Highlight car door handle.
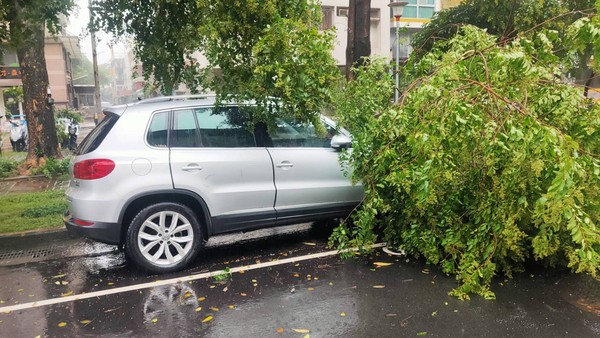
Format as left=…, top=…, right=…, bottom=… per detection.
left=181, top=164, right=203, bottom=171
left=276, top=161, right=294, bottom=169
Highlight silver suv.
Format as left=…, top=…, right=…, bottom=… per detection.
left=65, top=96, right=363, bottom=273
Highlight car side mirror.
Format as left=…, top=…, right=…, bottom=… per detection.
left=331, top=134, right=352, bottom=150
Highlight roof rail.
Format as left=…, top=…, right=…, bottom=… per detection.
left=136, top=94, right=216, bottom=104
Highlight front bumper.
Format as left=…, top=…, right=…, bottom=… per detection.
left=64, top=211, right=122, bottom=245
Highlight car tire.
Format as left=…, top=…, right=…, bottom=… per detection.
left=125, top=202, right=203, bottom=274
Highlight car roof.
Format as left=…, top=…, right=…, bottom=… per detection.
left=103, top=95, right=222, bottom=116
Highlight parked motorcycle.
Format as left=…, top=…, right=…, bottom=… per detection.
left=9, top=120, right=28, bottom=152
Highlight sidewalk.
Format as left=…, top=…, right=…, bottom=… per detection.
left=0, top=176, right=68, bottom=196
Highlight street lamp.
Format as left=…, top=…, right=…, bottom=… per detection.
left=388, top=1, right=407, bottom=103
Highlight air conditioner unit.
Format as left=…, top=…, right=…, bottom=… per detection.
left=337, top=7, right=349, bottom=17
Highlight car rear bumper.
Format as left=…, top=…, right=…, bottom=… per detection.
left=64, top=211, right=121, bottom=245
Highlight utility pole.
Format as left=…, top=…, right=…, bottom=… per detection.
left=110, top=43, right=117, bottom=103
left=89, top=0, right=102, bottom=118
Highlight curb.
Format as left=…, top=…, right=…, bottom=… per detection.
left=0, top=174, right=47, bottom=182
left=0, top=226, right=66, bottom=238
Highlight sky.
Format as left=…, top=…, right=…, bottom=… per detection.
left=66, top=0, right=126, bottom=65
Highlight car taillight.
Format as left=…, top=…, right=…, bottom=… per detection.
left=73, top=159, right=115, bottom=180
left=74, top=219, right=94, bottom=226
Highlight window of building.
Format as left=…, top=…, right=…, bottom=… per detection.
left=0, top=50, right=19, bottom=66
left=320, top=6, right=334, bottom=30
left=402, top=0, right=436, bottom=19
left=78, top=94, right=95, bottom=107
left=370, top=8, right=381, bottom=20
left=337, top=7, right=381, bottom=21
left=337, top=7, right=349, bottom=17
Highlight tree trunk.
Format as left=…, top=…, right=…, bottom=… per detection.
left=345, top=0, right=371, bottom=80
left=15, top=21, right=60, bottom=163
left=583, top=69, right=595, bottom=98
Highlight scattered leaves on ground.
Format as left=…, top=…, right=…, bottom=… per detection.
left=202, top=316, right=213, bottom=323
left=57, top=322, right=67, bottom=327
left=210, top=307, right=219, bottom=312
left=276, top=327, right=284, bottom=333
left=373, top=262, right=393, bottom=267
left=292, top=328, right=310, bottom=333
left=373, top=285, right=385, bottom=289
left=80, top=320, right=92, bottom=325
left=240, top=293, right=247, bottom=297
left=61, top=291, right=73, bottom=297
left=195, top=307, right=202, bottom=312
left=340, top=312, right=346, bottom=317
left=198, top=297, right=206, bottom=301
left=151, top=318, right=158, bottom=323
left=417, top=332, right=428, bottom=336
left=302, top=242, right=316, bottom=246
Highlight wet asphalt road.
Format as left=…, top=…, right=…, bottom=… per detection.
left=0, top=224, right=599, bottom=338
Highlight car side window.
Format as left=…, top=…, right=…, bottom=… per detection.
left=195, top=107, right=256, bottom=147
left=147, top=112, right=169, bottom=148
left=270, top=119, right=334, bottom=148
left=171, top=109, right=201, bottom=148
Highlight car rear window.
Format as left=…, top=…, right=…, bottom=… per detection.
left=75, top=112, right=119, bottom=155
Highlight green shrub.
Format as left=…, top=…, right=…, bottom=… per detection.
left=333, top=27, right=600, bottom=300
left=0, top=159, right=19, bottom=178
left=56, top=108, right=83, bottom=124
left=38, top=157, right=71, bottom=178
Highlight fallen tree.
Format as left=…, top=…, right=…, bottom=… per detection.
left=333, top=25, right=600, bottom=299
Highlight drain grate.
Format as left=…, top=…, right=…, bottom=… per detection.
left=0, top=245, right=57, bottom=264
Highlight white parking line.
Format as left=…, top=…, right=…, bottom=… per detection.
left=0, top=243, right=384, bottom=313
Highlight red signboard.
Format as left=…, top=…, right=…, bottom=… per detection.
left=0, top=67, right=22, bottom=79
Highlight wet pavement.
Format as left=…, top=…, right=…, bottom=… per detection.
left=0, top=224, right=599, bottom=337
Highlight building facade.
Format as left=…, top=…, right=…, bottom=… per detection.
left=0, top=23, right=81, bottom=124
left=320, top=0, right=392, bottom=66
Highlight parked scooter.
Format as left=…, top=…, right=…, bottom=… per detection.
left=67, top=119, right=80, bottom=151
left=9, top=120, right=28, bottom=152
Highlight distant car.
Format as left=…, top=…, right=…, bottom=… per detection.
left=64, top=95, right=362, bottom=273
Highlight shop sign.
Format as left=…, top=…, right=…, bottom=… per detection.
left=0, top=67, right=22, bottom=79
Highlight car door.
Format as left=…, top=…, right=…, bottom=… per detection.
left=267, top=117, right=363, bottom=224
left=169, top=106, right=277, bottom=234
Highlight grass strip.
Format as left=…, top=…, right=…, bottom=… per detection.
left=0, top=190, right=66, bottom=234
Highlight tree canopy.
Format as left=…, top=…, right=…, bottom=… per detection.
left=93, top=0, right=340, bottom=123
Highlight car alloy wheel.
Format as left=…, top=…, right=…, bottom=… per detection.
left=126, top=202, right=202, bottom=273
left=137, top=210, right=194, bottom=266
